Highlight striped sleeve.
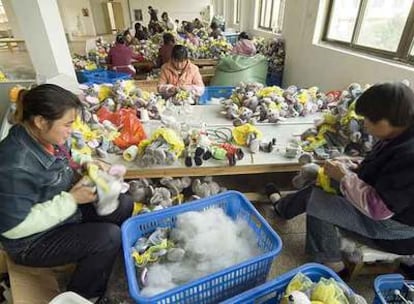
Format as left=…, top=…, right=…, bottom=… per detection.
left=340, top=172, right=394, bottom=220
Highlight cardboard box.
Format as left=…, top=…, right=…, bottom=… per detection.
left=1, top=249, right=74, bottom=304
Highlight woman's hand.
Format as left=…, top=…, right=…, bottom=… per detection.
left=69, top=177, right=97, bottom=204
left=88, top=159, right=111, bottom=172
left=324, top=160, right=348, bottom=182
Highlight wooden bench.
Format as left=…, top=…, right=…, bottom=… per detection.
left=0, top=38, right=25, bottom=52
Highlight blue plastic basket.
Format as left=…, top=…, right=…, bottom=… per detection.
left=374, top=274, right=414, bottom=304
left=198, top=86, right=234, bottom=104
left=84, top=70, right=131, bottom=84
left=221, top=263, right=351, bottom=304
left=75, top=68, right=104, bottom=83
left=223, top=33, right=239, bottom=46
left=121, top=191, right=282, bottom=304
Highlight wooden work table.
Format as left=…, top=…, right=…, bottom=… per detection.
left=105, top=105, right=318, bottom=179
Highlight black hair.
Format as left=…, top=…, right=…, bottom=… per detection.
left=171, top=45, right=188, bottom=61
left=135, top=22, right=142, bottom=30
left=184, top=22, right=194, bottom=33
left=210, top=22, right=219, bottom=30
left=238, top=32, right=250, bottom=40
left=355, top=82, right=414, bottom=127
left=162, top=12, right=168, bottom=19
left=163, top=33, right=175, bottom=44
left=116, top=34, right=125, bottom=44
left=15, top=84, right=82, bottom=126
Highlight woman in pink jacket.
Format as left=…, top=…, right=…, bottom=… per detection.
left=232, top=32, right=257, bottom=57
left=158, top=45, right=205, bottom=100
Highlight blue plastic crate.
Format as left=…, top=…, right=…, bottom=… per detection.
left=84, top=70, right=131, bottom=84
left=374, top=274, right=414, bottom=304
left=221, top=263, right=351, bottom=304
left=75, top=68, right=104, bottom=83
left=121, top=191, right=282, bottom=304
left=199, top=86, right=234, bottom=104
left=223, top=33, right=239, bottom=46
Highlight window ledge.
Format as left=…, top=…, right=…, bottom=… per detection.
left=316, top=41, right=414, bottom=72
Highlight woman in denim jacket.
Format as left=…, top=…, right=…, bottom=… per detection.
left=0, top=84, right=133, bottom=302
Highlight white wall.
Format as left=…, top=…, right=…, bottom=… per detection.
left=282, top=0, right=414, bottom=90
left=128, top=0, right=210, bottom=28
left=221, top=0, right=414, bottom=90
left=2, top=0, right=23, bottom=38
left=57, top=0, right=96, bottom=37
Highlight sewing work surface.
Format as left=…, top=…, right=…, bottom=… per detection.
left=105, top=105, right=319, bottom=179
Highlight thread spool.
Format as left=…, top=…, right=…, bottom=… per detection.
left=123, top=145, right=138, bottom=162
left=140, top=109, right=150, bottom=122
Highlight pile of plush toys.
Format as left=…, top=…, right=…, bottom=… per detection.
left=279, top=272, right=367, bottom=303
left=221, top=82, right=327, bottom=125
left=127, top=176, right=226, bottom=214
left=299, top=82, right=374, bottom=159
left=254, top=34, right=286, bottom=74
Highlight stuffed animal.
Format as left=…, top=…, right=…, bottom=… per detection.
left=160, top=177, right=192, bottom=204
left=191, top=176, right=226, bottom=199
left=128, top=178, right=154, bottom=203
left=280, top=291, right=311, bottom=304
left=184, top=128, right=213, bottom=167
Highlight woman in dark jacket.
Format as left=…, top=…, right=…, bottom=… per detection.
left=268, top=81, right=414, bottom=274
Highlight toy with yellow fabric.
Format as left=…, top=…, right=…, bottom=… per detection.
left=280, top=272, right=367, bottom=304
left=139, top=127, right=185, bottom=167
left=83, top=163, right=128, bottom=215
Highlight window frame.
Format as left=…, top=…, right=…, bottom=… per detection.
left=322, top=0, right=414, bottom=65
left=234, top=0, right=241, bottom=24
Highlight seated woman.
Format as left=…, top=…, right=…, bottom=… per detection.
left=183, top=23, right=200, bottom=46
left=0, top=84, right=133, bottom=302
left=134, top=22, right=149, bottom=41
left=158, top=45, right=204, bottom=100
left=232, top=32, right=257, bottom=56
left=161, top=12, right=176, bottom=31
left=157, top=33, right=176, bottom=68
left=107, top=34, right=143, bottom=77
left=209, top=22, right=222, bottom=39
left=267, top=81, right=414, bottom=275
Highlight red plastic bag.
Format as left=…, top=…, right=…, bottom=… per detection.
left=97, top=107, right=147, bottom=149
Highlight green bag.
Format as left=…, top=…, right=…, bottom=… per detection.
left=210, top=54, right=268, bottom=86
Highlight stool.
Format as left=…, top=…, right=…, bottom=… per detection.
left=340, top=237, right=414, bottom=280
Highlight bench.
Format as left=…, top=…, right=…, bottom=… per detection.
left=0, top=38, right=25, bottom=52
left=341, top=237, right=414, bottom=280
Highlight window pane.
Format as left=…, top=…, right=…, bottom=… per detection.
left=357, top=0, right=412, bottom=51
left=326, top=0, right=360, bottom=42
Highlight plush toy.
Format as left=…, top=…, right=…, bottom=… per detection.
left=184, top=128, right=213, bottom=167
left=159, top=176, right=192, bottom=204
left=292, top=153, right=338, bottom=194
left=128, top=178, right=154, bottom=203
left=191, top=176, right=226, bottom=199
left=280, top=291, right=311, bottom=304
left=149, top=187, right=173, bottom=208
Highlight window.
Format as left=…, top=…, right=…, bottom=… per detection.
left=234, top=0, right=241, bottom=24
left=324, top=0, right=414, bottom=64
left=257, top=0, right=285, bottom=32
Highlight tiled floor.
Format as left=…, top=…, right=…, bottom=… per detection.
left=0, top=40, right=377, bottom=303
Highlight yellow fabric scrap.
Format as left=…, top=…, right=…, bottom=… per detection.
left=256, top=86, right=283, bottom=98
left=311, top=278, right=348, bottom=304
left=316, top=167, right=337, bottom=194
left=98, top=85, right=112, bottom=101
left=132, top=202, right=144, bottom=216
left=232, top=124, right=263, bottom=146
left=285, top=272, right=314, bottom=294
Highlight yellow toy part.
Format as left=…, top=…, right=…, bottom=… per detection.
left=316, top=167, right=337, bottom=194
left=0, top=71, right=7, bottom=82
left=86, top=163, right=110, bottom=193
left=256, top=86, right=284, bottom=98
left=232, top=123, right=263, bottom=146
left=310, top=278, right=348, bottom=304
left=132, top=202, right=144, bottom=216
left=138, top=127, right=185, bottom=158
left=285, top=273, right=314, bottom=295
left=98, top=85, right=112, bottom=101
